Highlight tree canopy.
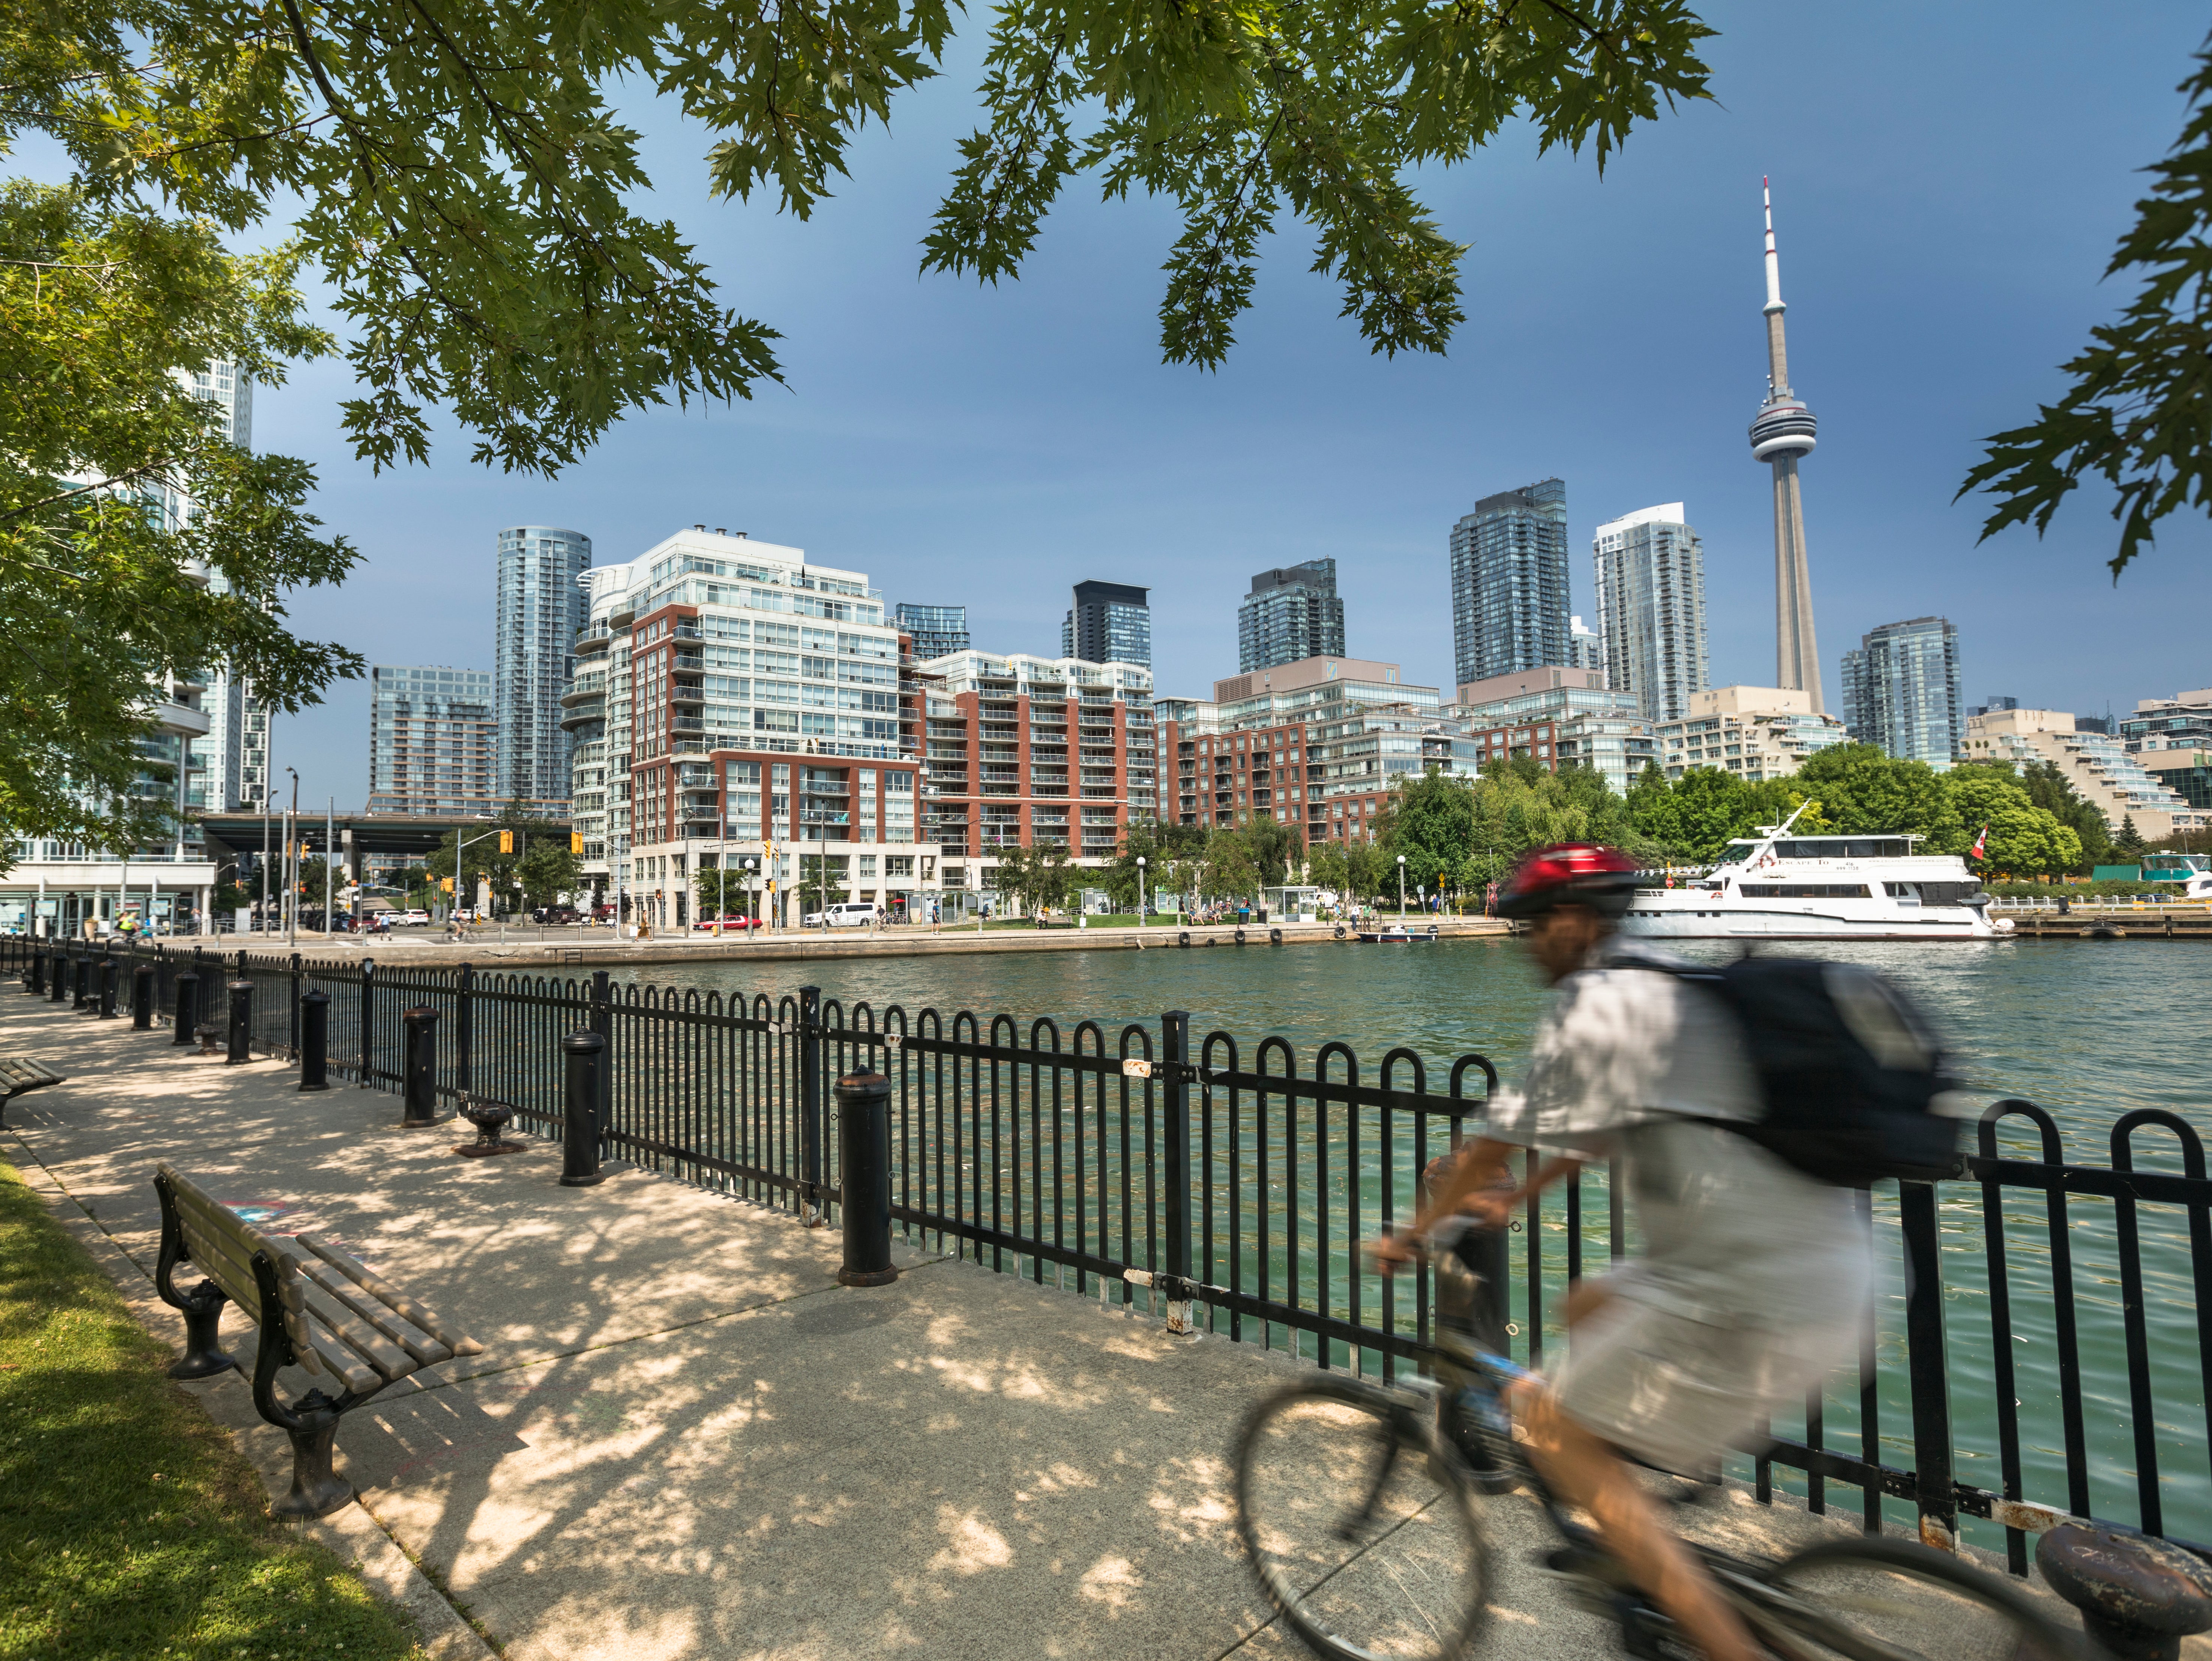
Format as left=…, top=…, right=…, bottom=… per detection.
left=1959, top=32, right=2212, bottom=578
left=0, top=183, right=358, bottom=862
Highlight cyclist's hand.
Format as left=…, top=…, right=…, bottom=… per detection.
left=1367, top=1231, right=1418, bottom=1277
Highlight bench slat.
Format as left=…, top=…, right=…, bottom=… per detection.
left=297, top=1258, right=451, bottom=1367
left=295, top=1277, right=419, bottom=1384
left=168, top=1188, right=305, bottom=1314
left=302, top=1310, right=383, bottom=1395
left=171, top=1208, right=270, bottom=1314
left=295, top=1236, right=482, bottom=1357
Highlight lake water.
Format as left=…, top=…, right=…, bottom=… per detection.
left=613, top=934, right=2211, bottom=1549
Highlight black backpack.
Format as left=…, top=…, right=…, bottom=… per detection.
left=1665, top=957, right=1966, bottom=1186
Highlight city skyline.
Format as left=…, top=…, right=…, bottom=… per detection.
left=204, top=8, right=2212, bottom=809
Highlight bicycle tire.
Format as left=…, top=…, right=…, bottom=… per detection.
left=1743, top=1534, right=2087, bottom=1661
left=1233, top=1377, right=1493, bottom=1661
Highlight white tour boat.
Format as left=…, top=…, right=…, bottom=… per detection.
left=1621, top=804, right=2014, bottom=941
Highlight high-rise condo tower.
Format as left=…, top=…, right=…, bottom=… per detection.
left=1750, top=181, right=1823, bottom=712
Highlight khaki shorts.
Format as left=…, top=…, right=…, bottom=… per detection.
left=1548, top=1283, right=1852, bottom=1478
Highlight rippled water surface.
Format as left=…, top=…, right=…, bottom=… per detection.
left=618, top=935, right=2211, bottom=1547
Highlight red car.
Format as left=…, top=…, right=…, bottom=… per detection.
left=693, top=914, right=765, bottom=931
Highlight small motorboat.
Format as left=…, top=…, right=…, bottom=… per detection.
left=1358, top=924, right=1440, bottom=944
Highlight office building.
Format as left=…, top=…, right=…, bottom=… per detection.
left=367, top=666, right=497, bottom=815
left=1592, top=504, right=1709, bottom=722
left=567, top=530, right=929, bottom=927
left=2122, top=688, right=2212, bottom=753
left=1449, top=478, right=1569, bottom=687
left=916, top=650, right=1153, bottom=889
left=893, top=603, right=970, bottom=661
left=2141, top=750, right=2212, bottom=810
left=1963, top=709, right=2207, bottom=841
left=1967, top=696, right=2020, bottom=719
left=496, top=525, right=592, bottom=807
left=1653, top=686, right=1850, bottom=783
left=1062, top=580, right=1151, bottom=668
left=1840, top=617, right=1963, bottom=768
left=1448, top=668, right=1653, bottom=797
left=1238, top=560, right=1346, bottom=672
left=1569, top=615, right=1603, bottom=674
left=1751, top=181, right=1825, bottom=709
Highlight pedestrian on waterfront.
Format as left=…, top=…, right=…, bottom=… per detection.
left=1370, top=844, right=1869, bottom=1661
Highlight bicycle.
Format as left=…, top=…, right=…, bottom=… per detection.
left=1231, top=1224, right=2084, bottom=1661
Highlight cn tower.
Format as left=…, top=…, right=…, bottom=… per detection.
left=1749, top=180, right=1823, bottom=711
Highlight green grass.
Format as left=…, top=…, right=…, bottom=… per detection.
left=0, top=1158, right=425, bottom=1661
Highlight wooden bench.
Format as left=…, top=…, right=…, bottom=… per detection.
left=152, top=1162, right=483, bottom=1517
left=0, top=1056, right=64, bottom=1129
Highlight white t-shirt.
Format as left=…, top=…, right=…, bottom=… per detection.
left=1487, top=943, right=1869, bottom=1329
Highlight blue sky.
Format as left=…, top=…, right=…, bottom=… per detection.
left=224, top=3, right=2212, bottom=808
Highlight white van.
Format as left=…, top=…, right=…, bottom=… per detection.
left=804, top=901, right=882, bottom=929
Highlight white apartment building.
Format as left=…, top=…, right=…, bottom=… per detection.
left=1961, top=707, right=2208, bottom=841
left=1654, top=686, right=1851, bottom=783
left=565, top=529, right=931, bottom=928
left=1592, top=504, right=1709, bottom=722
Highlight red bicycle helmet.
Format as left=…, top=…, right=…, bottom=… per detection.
left=1496, top=844, right=1643, bottom=920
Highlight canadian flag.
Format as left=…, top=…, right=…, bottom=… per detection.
left=1970, top=824, right=1989, bottom=860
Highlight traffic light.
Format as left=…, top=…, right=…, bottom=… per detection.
left=570, top=832, right=583, bottom=854
left=499, top=830, right=514, bottom=854
left=440, top=877, right=454, bottom=894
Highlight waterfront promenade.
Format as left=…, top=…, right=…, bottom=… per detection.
left=0, top=993, right=2079, bottom=1660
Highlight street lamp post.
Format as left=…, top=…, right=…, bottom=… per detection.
left=1136, top=855, right=1147, bottom=943
left=285, top=766, right=299, bottom=948
left=1397, top=854, right=1406, bottom=924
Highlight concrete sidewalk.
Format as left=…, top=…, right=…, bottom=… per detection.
left=0, top=991, right=2082, bottom=1661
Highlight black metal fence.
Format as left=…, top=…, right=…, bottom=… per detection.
left=6, top=932, right=2207, bottom=1572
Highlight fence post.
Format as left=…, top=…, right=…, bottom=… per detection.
left=455, top=963, right=475, bottom=1101
left=132, top=964, right=156, bottom=1029
left=287, top=954, right=302, bottom=1059
left=799, top=984, right=824, bottom=1226
left=1900, top=1179, right=1958, bottom=1552
left=98, top=956, right=120, bottom=1019
left=73, top=954, right=93, bottom=1011
left=172, top=971, right=199, bottom=1046
left=358, top=959, right=375, bottom=1089
left=299, top=989, right=330, bottom=1092
left=28, top=944, right=43, bottom=996
left=1161, top=1009, right=1196, bottom=1335
left=48, top=949, right=67, bottom=1004
left=226, top=979, right=253, bottom=1064
left=399, top=1007, right=439, bottom=1125
left=560, top=1029, right=606, bottom=1186
left=835, top=1071, right=897, bottom=1285
left=588, top=970, right=612, bottom=1161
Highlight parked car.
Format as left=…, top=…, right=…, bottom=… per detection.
left=802, top=901, right=882, bottom=929
left=692, top=914, right=764, bottom=931
left=399, top=908, right=431, bottom=926
left=533, top=905, right=581, bottom=925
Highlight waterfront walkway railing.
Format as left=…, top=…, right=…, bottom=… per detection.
left=7, top=933, right=2208, bottom=1574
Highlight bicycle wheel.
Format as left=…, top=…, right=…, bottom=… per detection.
left=1233, top=1378, right=1492, bottom=1661
left=1745, top=1534, right=2085, bottom=1661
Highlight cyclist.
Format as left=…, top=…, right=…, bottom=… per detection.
left=1371, top=844, right=1869, bottom=1661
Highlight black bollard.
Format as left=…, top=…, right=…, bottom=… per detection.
left=27, top=947, right=43, bottom=996
left=399, top=1006, right=440, bottom=1125
left=73, top=955, right=93, bottom=1010
left=2037, top=1520, right=2212, bottom=1661
left=226, top=979, right=252, bottom=1064
left=559, top=1029, right=606, bottom=1185
left=131, top=964, right=155, bottom=1029
left=297, top=989, right=330, bottom=1092
left=49, top=951, right=68, bottom=1003
left=98, top=957, right=119, bottom=1019
left=172, top=971, right=200, bottom=1045
left=834, top=1071, right=897, bottom=1287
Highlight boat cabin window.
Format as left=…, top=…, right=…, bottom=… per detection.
left=1771, top=838, right=1909, bottom=860
left=1737, top=883, right=1873, bottom=899
left=1720, top=841, right=1760, bottom=863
